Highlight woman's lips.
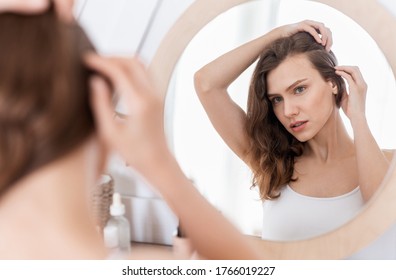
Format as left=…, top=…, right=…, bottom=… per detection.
left=290, top=121, right=308, bottom=132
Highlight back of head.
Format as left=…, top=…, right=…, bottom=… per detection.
left=246, top=32, right=345, bottom=200
left=0, top=6, right=95, bottom=195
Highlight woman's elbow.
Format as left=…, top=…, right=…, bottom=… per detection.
left=194, top=69, right=212, bottom=95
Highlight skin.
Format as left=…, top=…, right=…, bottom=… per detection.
left=0, top=0, right=49, bottom=13
left=266, top=53, right=338, bottom=143
left=0, top=138, right=107, bottom=259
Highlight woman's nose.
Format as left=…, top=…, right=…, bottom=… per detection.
left=283, top=100, right=299, bottom=118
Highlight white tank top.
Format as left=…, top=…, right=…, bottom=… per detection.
left=262, top=185, right=396, bottom=259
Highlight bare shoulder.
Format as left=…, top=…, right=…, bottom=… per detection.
left=382, top=149, right=395, bottom=161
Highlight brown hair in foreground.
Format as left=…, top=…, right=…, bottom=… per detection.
left=0, top=5, right=95, bottom=195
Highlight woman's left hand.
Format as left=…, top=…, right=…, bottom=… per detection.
left=335, top=65, right=367, bottom=125
left=0, top=0, right=48, bottom=13
left=280, top=20, right=333, bottom=51
left=85, top=54, right=170, bottom=175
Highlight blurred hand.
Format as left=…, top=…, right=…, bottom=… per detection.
left=85, top=54, right=170, bottom=174
left=0, top=0, right=48, bottom=13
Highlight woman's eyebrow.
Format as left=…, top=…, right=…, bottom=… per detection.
left=267, top=92, right=278, bottom=98
left=286, top=78, right=307, bottom=91
left=267, top=78, right=307, bottom=97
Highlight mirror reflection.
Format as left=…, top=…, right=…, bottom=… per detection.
left=165, top=0, right=396, bottom=241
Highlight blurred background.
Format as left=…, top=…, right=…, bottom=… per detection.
left=75, top=0, right=396, bottom=242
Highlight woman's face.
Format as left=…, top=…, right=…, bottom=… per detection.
left=266, top=54, right=337, bottom=142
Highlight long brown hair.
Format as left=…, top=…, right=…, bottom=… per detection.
left=246, top=32, right=346, bottom=200
left=0, top=6, right=95, bottom=195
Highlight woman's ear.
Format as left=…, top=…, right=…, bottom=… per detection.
left=328, top=80, right=338, bottom=95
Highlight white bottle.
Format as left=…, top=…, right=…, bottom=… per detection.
left=103, top=193, right=131, bottom=258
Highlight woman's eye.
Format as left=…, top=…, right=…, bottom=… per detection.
left=294, top=86, right=306, bottom=94
left=271, top=97, right=282, bottom=105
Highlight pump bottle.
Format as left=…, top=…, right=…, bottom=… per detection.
left=103, top=192, right=131, bottom=258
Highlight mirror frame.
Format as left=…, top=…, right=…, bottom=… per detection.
left=149, top=0, right=396, bottom=259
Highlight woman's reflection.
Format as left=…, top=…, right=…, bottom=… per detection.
left=194, top=20, right=394, bottom=242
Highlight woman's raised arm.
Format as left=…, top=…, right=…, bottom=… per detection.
left=85, top=54, right=261, bottom=259
left=335, top=65, right=392, bottom=201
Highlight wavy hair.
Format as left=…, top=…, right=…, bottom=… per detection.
left=246, top=32, right=346, bottom=200
left=0, top=6, right=95, bottom=195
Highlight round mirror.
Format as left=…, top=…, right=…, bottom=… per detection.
left=149, top=0, right=396, bottom=259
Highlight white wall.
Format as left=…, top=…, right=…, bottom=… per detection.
left=75, top=1, right=396, bottom=60
left=75, top=0, right=194, bottom=61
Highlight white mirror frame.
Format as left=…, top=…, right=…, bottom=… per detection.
left=149, top=0, right=396, bottom=259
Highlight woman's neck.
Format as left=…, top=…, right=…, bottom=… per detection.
left=305, top=110, right=354, bottom=163
left=0, top=143, right=106, bottom=259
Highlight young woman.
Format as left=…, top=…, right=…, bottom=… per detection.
left=0, top=1, right=259, bottom=259
left=194, top=20, right=393, bottom=241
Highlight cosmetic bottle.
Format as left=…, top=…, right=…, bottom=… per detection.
left=103, top=192, right=131, bottom=258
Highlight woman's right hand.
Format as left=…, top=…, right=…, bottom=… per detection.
left=85, top=54, right=171, bottom=175
left=0, top=0, right=48, bottom=13
left=274, top=20, right=333, bottom=51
